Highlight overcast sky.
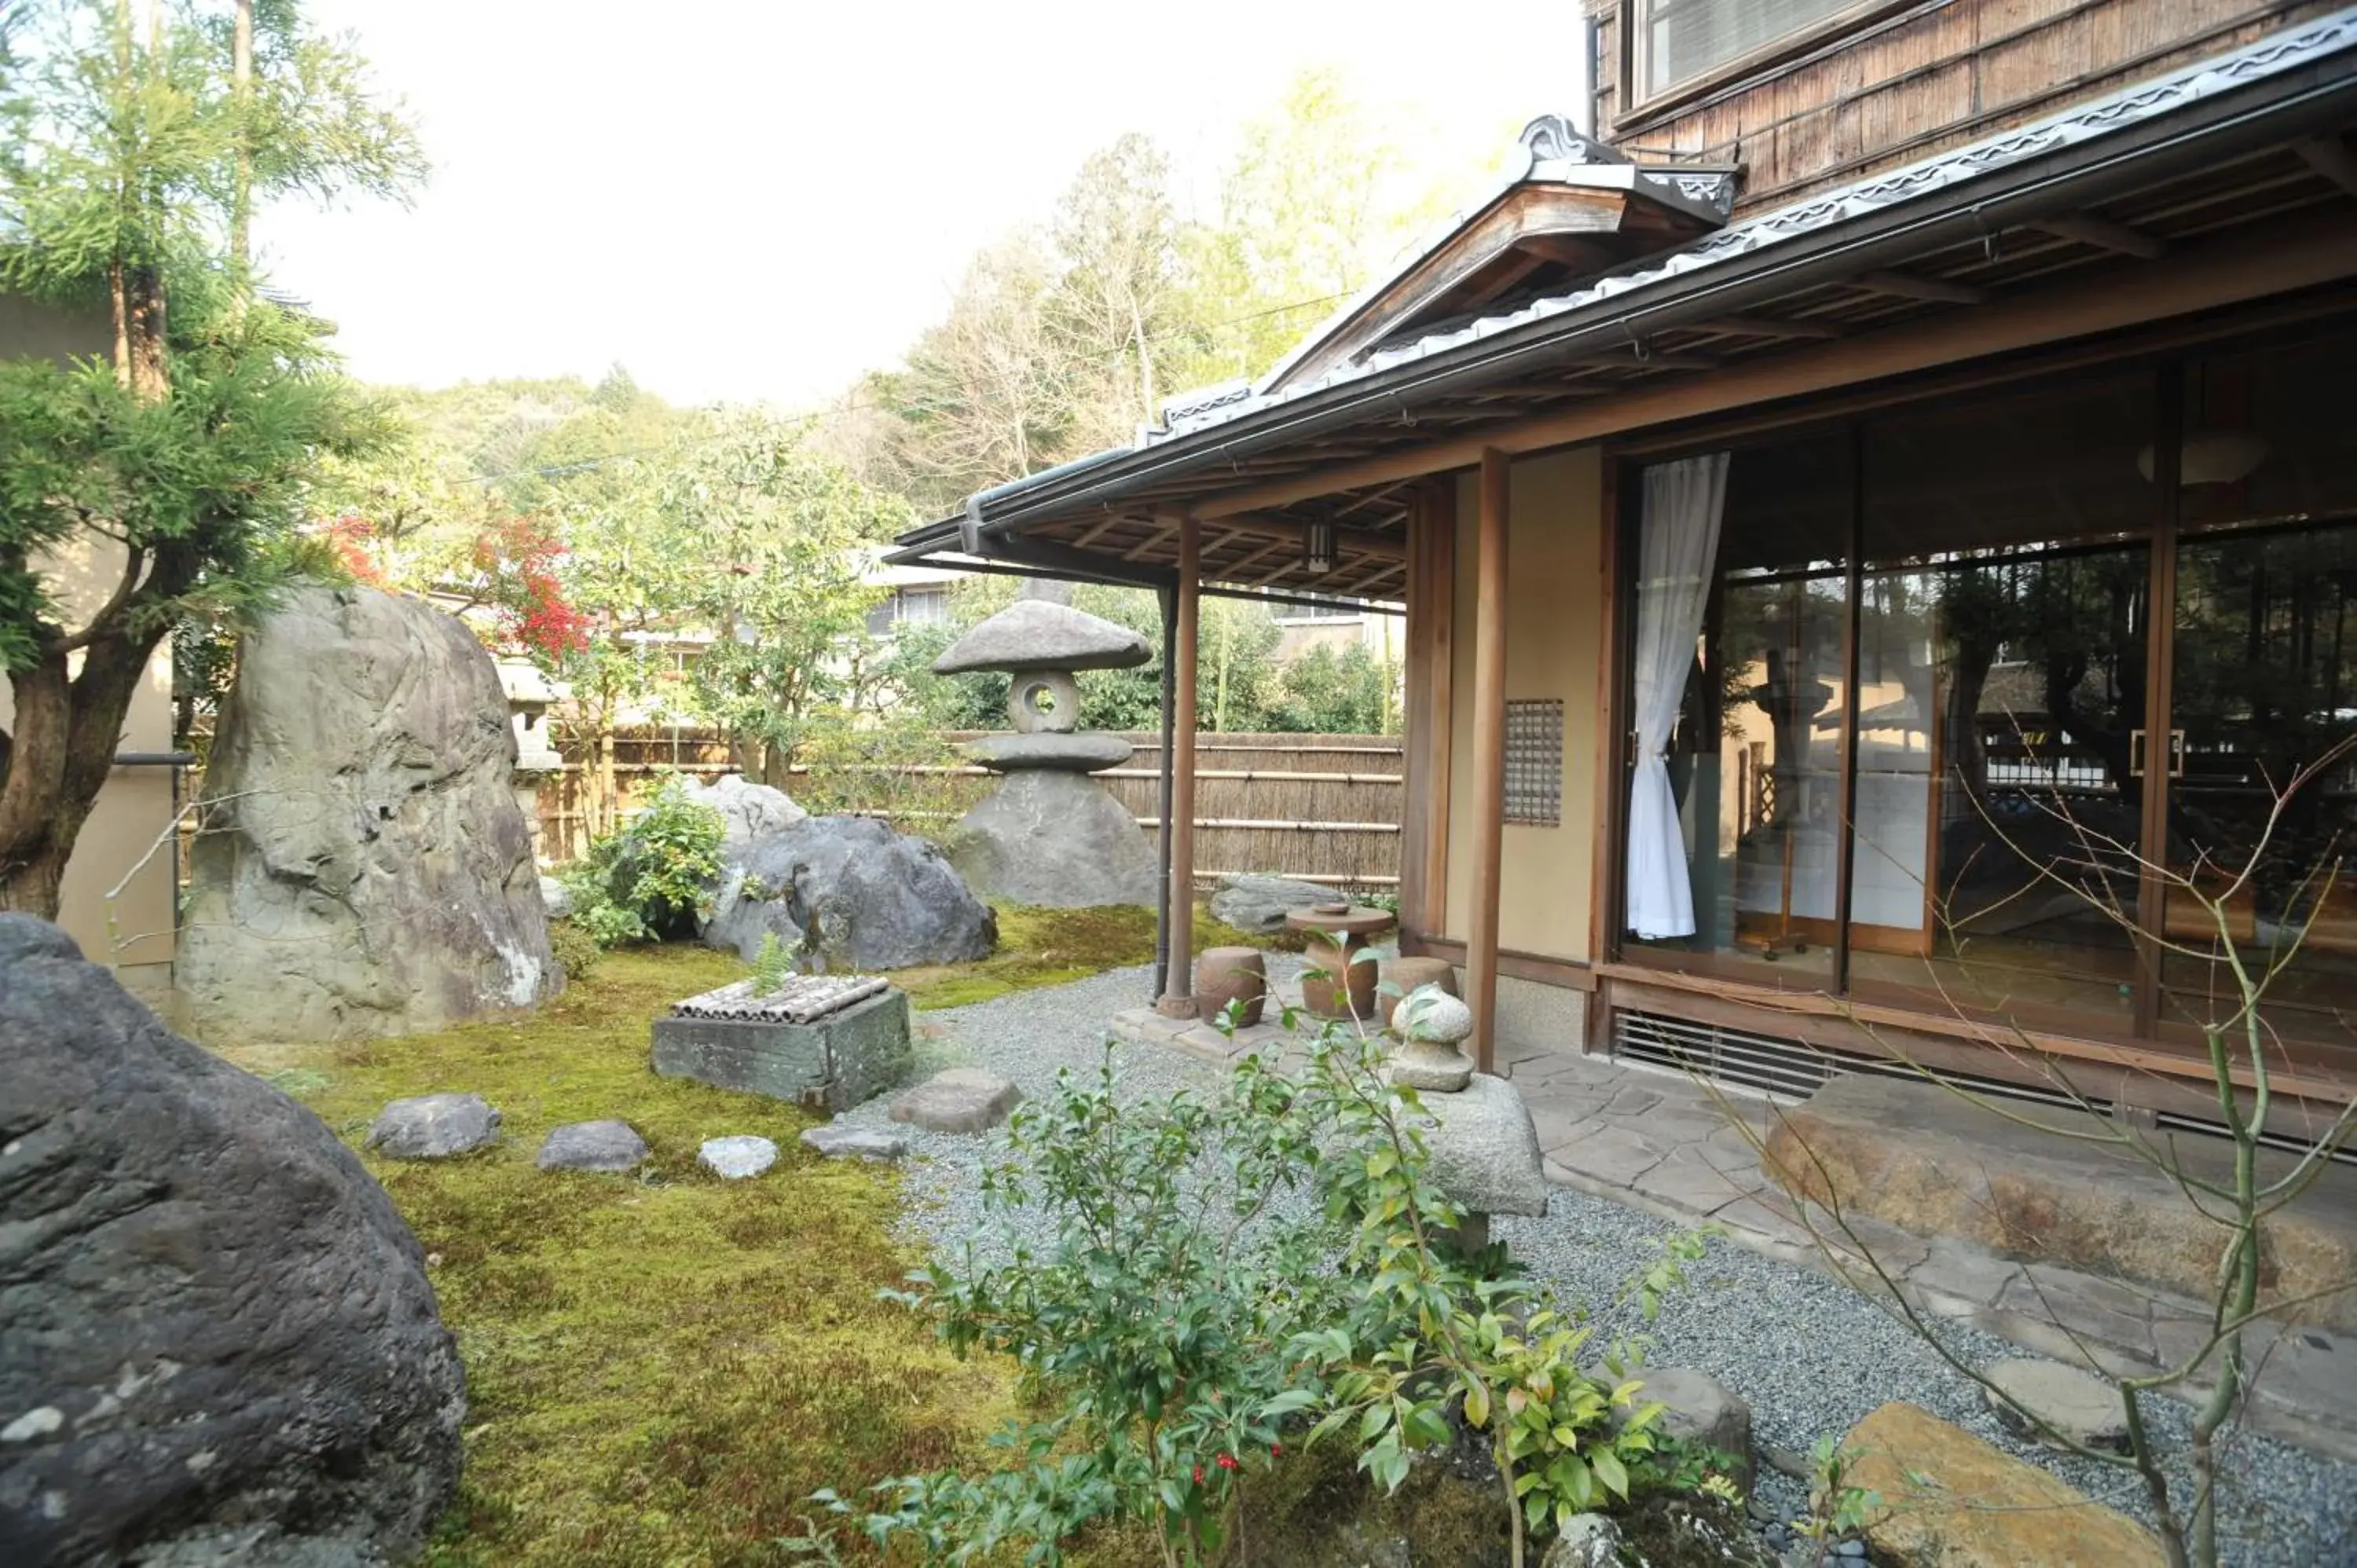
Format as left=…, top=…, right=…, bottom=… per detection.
left=255, top=2, right=1588, bottom=410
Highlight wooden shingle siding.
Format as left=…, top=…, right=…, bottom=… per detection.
left=1592, top=0, right=2331, bottom=214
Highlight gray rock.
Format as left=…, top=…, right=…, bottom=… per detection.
left=947, top=768, right=1159, bottom=909
left=931, top=599, right=1152, bottom=673
left=891, top=1068, right=1021, bottom=1134
left=1622, top=1365, right=1754, bottom=1489
left=537, top=1119, right=649, bottom=1173
left=1210, top=873, right=1341, bottom=935
left=368, top=1092, right=500, bottom=1159
left=702, top=815, right=996, bottom=970
left=801, top=1123, right=910, bottom=1162
left=540, top=874, right=574, bottom=921
left=962, top=731, right=1134, bottom=773
left=1541, top=1514, right=1624, bottom=1568
left=1981, top=1357, right=2132, bottom=1453
left=679, top=773, right=806, bottom=859
left=0, top=914, right=464, bottom=1566
left=179, top=586, right=560, bottom=1043
left=1408, top=1072, right=1549, bottom=1218
left=698, top=1134, right=779, bottom=1180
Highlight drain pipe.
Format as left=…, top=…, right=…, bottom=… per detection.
left=1149, top=581, right=1178, bottom=1001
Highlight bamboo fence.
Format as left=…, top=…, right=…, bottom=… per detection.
left=534, top=726, right=1402, bottom=888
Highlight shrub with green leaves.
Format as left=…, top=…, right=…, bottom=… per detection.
left=805, top=1013, right=1720, bottom=1566
left=555, top=777, right=727, bottom=947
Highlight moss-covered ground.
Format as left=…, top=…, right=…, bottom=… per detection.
left=211, top=909, right=1266, bottom=1566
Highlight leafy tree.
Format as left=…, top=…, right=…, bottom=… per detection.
left=1270, top=641, right=1400, bottom=735
left=0, top=0, right=420, bottom=915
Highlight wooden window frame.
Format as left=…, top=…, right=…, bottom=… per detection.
left=1616, top=0, right=1923, bottom=133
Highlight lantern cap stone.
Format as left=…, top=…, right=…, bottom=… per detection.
left=931, top=599, right=1153, bottom=674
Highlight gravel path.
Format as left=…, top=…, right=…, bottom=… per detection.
left=838, top=962, right=2357, bottom=1568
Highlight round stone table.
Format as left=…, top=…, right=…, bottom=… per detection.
left=1284, top=905, right=1398, bottom=1023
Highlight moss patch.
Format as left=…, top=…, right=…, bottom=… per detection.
left=211, top=947, right=1153, bottom=1566
left=893, top=902, right=1271, bottom=1012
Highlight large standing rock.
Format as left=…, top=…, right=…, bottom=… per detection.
left=1211, top=873, right=1343, bottom=935
left=0, top=916, right=464, bottom=1566
left=179, top=586, right=560, bottom=1043
left=702, top=815, right=996, bottom=970
left=948, top=768, right=1159, bottom=909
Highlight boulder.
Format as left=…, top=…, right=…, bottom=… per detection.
left=678, top=772, right=807, bottom=859
left=1409, top=1072, right=1550, bottom=1218
left=890, top=1068, right=1021, bottom=1134
left=1764, top=1075, right=2357, bottom=1331
left=539, top=874, right=575, bottom=921
left=368, top=1092, right=500, bottom=1160
left=1981, top=1357, right=2130, bottom=1453
left=801, top=1123, right=910, bottom=1162
left=1618, top=1366, right=1752, bottom=1489
left=1211, top=873, right=1342, bottom=935
left=702, top=815, right=997, bottom=970
left=0, top=915, right=464, bottom=1565
left=947, top=768, right=1159, bottom=909
left=1843, top=1401, right=2165, bottom=1567
left=179, top=585, right=560, bottom=1043
left=931, top=599, right=1152, bottom=673
left=698, top=1134, right=779, bottom=1180
left=537, top=1120, right=649, bottom=1173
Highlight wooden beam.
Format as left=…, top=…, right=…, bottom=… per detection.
left=1468, top=449, right=1509, bottom=1074
left=1124, top=521, right=1178, bottom=561
left=1073, top=515, right=1127, bottom=548
left=1689, top=313, right=1842, bottom=340
left=1186, top=216, right=2357, bottom=519
left=1157, top=514, right=1202, bottom=1019
left=2032, top=214, right=2167, bottom=260
left=2299, top=135, right=2357, bottom=200
left=1204, top=537, right=1288, bottom=584
left=1851, top=269, right=1987, bottom=305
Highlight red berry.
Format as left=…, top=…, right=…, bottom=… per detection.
left=1217, top=1453, right=1239, bottom=1471
left=1192, top=1466, right=1204, bottom=1484
left=1270, top=1442, right=1284, bottom=1456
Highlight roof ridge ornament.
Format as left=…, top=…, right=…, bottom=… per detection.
left=1516, top=114, right=1629, bottom=169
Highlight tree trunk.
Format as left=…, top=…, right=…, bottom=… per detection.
left=0, top=630, right=158, bottom=921
left=596, top=730, right=618, bottom=838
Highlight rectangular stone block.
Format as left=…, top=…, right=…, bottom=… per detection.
left=651, top=989, right=911, bottom=1114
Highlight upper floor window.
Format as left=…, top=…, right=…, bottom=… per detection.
left=1633, top=0, right=1862, bottom=100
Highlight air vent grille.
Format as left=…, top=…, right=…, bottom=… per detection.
left=1612, top=1008, right=2354, bottom=1166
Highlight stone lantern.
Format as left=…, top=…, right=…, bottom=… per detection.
left=932, top=600, right=1160, bottom=908
left=496, top=657, right=566, bottom=864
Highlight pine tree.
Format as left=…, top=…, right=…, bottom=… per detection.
left=0, top=0, right=422, bottom=915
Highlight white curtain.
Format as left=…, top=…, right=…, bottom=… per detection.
left=1626, top=452, right=1729, bottom=940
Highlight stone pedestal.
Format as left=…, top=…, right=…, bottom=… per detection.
left=651, top=988, right=911, bottom=1113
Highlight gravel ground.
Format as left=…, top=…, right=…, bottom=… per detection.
left=836, top=961, right=2357, bottom=1568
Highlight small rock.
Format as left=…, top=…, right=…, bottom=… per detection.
left=1621, top=1365, right=1753, bottom=1489
left=1834, top=1541, right=1866, bottom=1559
left=890, top=1068, right=1021, bottom=1134
left=698, top=1134, right=778, bottom=1179
left=1761, top=1442, right=1813, bottom=1481
left=368, top=1092, right=500, bottom=1159
left=1981, top=1357, right=2132, bottom=1453
left=1208, top=873, right=1340, bottom=935
left=539, top=874, right=574, bottom=921
left=1747, top=1493, right=1782, bottom=1525
left=537, top=1119, right=649, bottom=1172
left=801, top=1123, right=909, bottom=1162
left=1541, top=1512, right=1623, bottom=1568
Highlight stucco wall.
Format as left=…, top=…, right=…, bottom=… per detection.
left=0, top=295, right=178, bottom=998
left=1442, top=445, right=1605, bottom=962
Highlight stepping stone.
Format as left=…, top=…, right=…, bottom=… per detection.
left=698, top=1134, right=779, bottom=1180
left=368, top=1093, right=500, bottom=1159
left=1845, top=1401, right=2165, bottom=1566
left=537, top=1119, right=649, bottom=1172
left=1615, top=1365, right=1753, bottom=1489
left=801, top=1123, right=908, bottom=1162
left=1981, top=1357, right=2131, bottom=1453
left=889, top=1068, right=1020, bottom=1134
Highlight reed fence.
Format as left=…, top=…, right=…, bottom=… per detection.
left=533, top=726, right=1402, bottom=888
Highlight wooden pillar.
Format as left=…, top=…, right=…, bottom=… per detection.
left=1468, top=450, right=1509, bottom=1072
left=1158, top=513, right=1203, bottom=1018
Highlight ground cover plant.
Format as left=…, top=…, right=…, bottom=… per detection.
left=212, top=946, right=1167, bottom=1567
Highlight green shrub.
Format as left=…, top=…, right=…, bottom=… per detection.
left=557, top=777, right=728, bottom=947
left=805, top=1014, right=1719, bottom=1565
left=546, top=919, right=602, bottom=981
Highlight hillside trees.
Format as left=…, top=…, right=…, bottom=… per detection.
left=0, top=0, right=420, bottom=915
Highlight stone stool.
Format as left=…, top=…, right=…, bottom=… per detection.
left=1378, top=955, right=1459, bottom=1033
left=1196, top=947, right=1267, bottom=1029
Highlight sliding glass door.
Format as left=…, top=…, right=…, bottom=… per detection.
left=1618, top=324, right=2357, bottom=1057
